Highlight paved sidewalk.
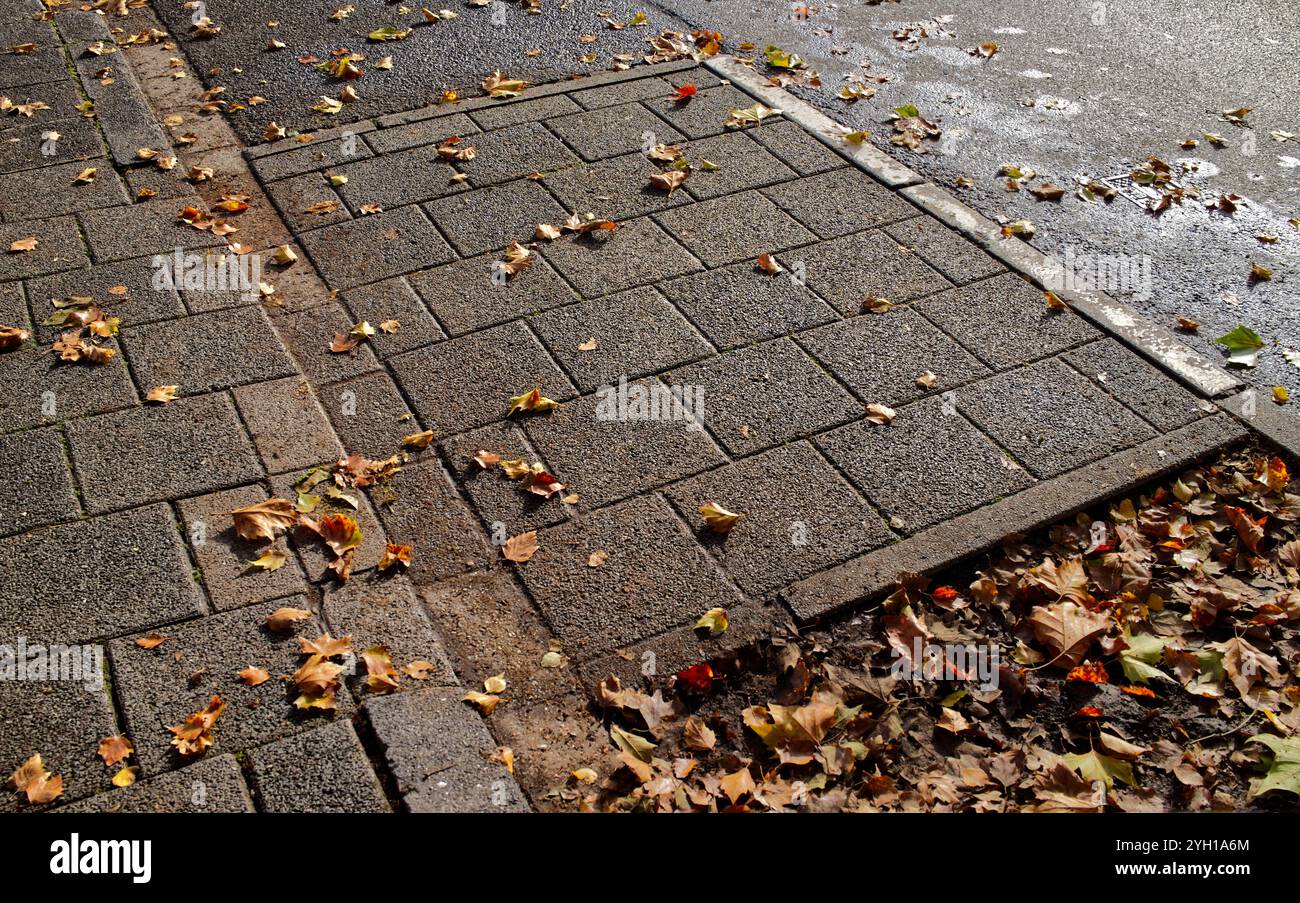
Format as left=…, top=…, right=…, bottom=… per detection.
left=0, top=1, right=1261, bottom=813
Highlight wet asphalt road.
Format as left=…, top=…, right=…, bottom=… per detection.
left=154, top=0, right=1298, bottom=401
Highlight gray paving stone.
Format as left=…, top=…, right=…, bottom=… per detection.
left=571, top=75, right=683, bottom=110
left=1063, top=338, right=1207, bottom=432
left=232, top=377, right=345, bottom=474
left=265, top=172, right=350, bottom=232
left=124, top=160, right=197, bottom=202
left=423, top=178, right=567, bottom=256
left=658, top=258, right=837, bottom=350
left=521, top=379, right=726, bottom=511
left=518, top=494, right=742, bottom=657
left=762, top=167, right=917, bottom=239
left=389, top=320, right=574, bottom=436
left=0, top=279, right=26, bottom=328
left=915, top=273, right=1101, bottom=369
left=542, top=215, right=701, bottom=297
left=0, top=79, right=83, bottom=118
left=79, top=196, right=226, bottom=264
left=267, top=471, right=389, bottom=583
left=441, top=420, right=570, bottom=533
left=663, top=338, right=862, bottom=456
left=25, top=254, right=187, bottom=339
left=268, top=301, right=381, bottom=385
left=59, top=754, right=253, bottom=813
left=0, top=43, right=67, bottom=90
left=0, top=215, right=89, bottom=281
left=109, top=599, right=354, bottom=774
left=455, top=121, right=577, bottom=186
left=546, top=101, right=685, bottom=161
left=249, top=133, right=375, bottom=182
left=66, top=393, right=263, bottom=514
left=0, top=115, right=104, bottom=175
left=334, top=142, right=466, bottom=211
left=247, top=720, right=390, bottom=813
left=0, top=157, right=129, bottom=220
left=783, top=229, right=953, bottom=315
left=957, top=358, right=1159, bottom=478
left=364, top=112, right=478, bottom=154
left=298, top=205, right=455, bottom=290
left=680, top=131, right=796, bottom=200
left=655, top=189, right=815, bottom=267
left=407, top=253, right=579, bottom=336
left=662, top=442, right=896, bottom=596
left=320, top=574, right=458, bottom=691
left=0, top=426, right=78, bottom=537
left=339, top=276, right=444, bottom=358
left=816, top=396, right=1036, bottom=534
left=470, top=94, right=581, bottom=131
left=885, top=216, right=1006, bottom=285
left=177, top=484, right=308, bottom=613
left=320, top=371, right=416, bottom=458
left=798, top=307, right=990, bottom=406
left=647, top=84, right=769, bottom=139
left=0, top=342, right=138, bottom=432
left=531, top=286, right=713, bottom=392
left=368, top=459, right=494, bottom=583
left=747, top=120, right=845, bottom=175
left=544, top=150, right=693, bottom=221
left=365, top=686, right=529, bottom=812
left=122, top=305, right=297, bottom=398
left=0, top=503, right=204, bottom=644
left=0, top=679, right=118, bottom=811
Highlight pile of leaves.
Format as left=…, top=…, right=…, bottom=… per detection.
left=575, top=445, right=1300, bottom=812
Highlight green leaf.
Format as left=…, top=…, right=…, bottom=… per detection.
left=894, top=103, right=920, bottom=119
left=367, top=26, right=411, bottom=41
left=610, top=724, right=655, bottom=763
left=1246, top=734, right=1300, bottom=800
left=1215, top=325, right=1265, bottom=366
left=764, top=44, right=805, bottom=69
left=1063, top=750, right=1137, bottom=789
left=1119, top=631, right=1175, bottom=685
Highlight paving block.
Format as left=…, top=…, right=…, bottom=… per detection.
left=884, top=216, right=1006, bottom=285
left=544, top=150, right=693, bottom=221
left=123, top=160, right=195, bottom=203
left=389, top=320, right=574, bottom=436
left=368, top=459, right=493, bottom=583
left=407, top=252, right=579, bottom=336
left=0, top=157, right=130, bottom=220
left=0, top=426, right=79, bottom=537
left=247, top=720, right=390, bottom=813
left=339, top=276, right=444, bottom=358
left=319, top=371, right=417, bottom=458
left=1062, top=338, right=1207, bottom=432
left=298, top=205, right=455, bottom=290
left=265, top=172, right=351, bottom=232
left=516, top=494, right=742, bottom=658
left=365, top=686, right=529, bottom=812
left=663, top=338, right=862, bottom=456
left=0, top=114, right=104, bottom=175
left=72, top=42, right=168, bottom=165
left=0, top=503, right=204, bottom=644
left=747, top=120, right=845, bottom=175
left=655, top=190, right=815, bottom=267
left=546, top=101, right=686, bottom=160
left=915, top=273, right=1100, bottom=369
left=782, top=229, right=952, bottom=315
left=761, top=167, right=917, bottom=239
left=320, top=573, right=458, bottom=690
left=816, top=396, right=1036, bottom=533
left=66, top=393, right=263, bottom=514
left=530, top=286, right=713, bottom=392
left=267, top=471, right=389, bottom=583
left=0, top=678, right=118, bottom=812
left=0, top=342, right=138, bottom=432
left=455, top=121, right=577, bottom=186
left=571, top=73, right=697, bottom=109
left=334, top=142, right=466, bottom=210
left=0, top=279, right=26, bottom=328
left=441, top=420, right=571, bottom=533
left=541, top=215, right=701, bottom=297
left=423, top=178, right=568, bottom=256
left=647, top=84, right=769, bottom=139
left=121, top=305, right=297, bottom=398
left=232, top=377, right=345, bottom=474
left=78, top=196, right=226, bottom=264
left=0, top=43, right=67, bottom=90
left=177, top=484, right=309, bottom=612
left=658, top=258, right=837, bottom=350
left=957, top=358, right=1159, bottom=478
left=0, top=215, right=89, bottom=281
left=109, top=599, right=355, bottom=775
left=25, top=254, right=187, bottom=339
left=663, top=441, right=896, bottom=595
left=470, top=95, right=582, bottom=131
left=268, top=301, right=381, bottom=385
left=798, top=307, right=990, bottom=405
left=521, top=380, right=726, bottom=511
left=59, top=755, right=253, bottom=813
left=364, top=112, right=478, bottom=155
left=680, top=131, right=796, bottom=200
left=249, top=134, right=375, bottom=182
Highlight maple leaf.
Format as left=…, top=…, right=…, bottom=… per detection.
left=683, top=716, right=717, bottom=751
left=168, top=696, right=225, bottom=756
left=1063, top=749, right=1136, bottom=789
left=1026, top=761, right=1103, bottom=812
left=1026, top=601, right=1111, bottom=668
left=648, top=169, right=688, bottom=194
left=502, top=530, right=538, bottom=563
left=699, top=500, right=742, bottom=533
left=238, top=666, right=270, bottom=687
left=97, top=736, right=133, bottom=767
left=135, top=633, right=167, bottom=650
left=463, top=690, right=501, bottom=714
left=7, top=754, right=63, bottom=805
left=145, top=384, right=179, bottom=404
left=1023, top=557, right=1092, bottom=605
left=507, top=386, right=560, bottom=417
left=299, top=633, right=352, bottom=658
left=401, top=429, right=435, bottom=449
left=482, top=70, right=527, bottom=97
left=362, top=646, right=400, bottom=694
left=301, top=512, right=363, bottom=557
left=377, top=542, right=413, bottom=571
left=720, top=767, right=757, bottom=805
left=230, top=498, right=298, bottom=543
left=249, top=549, right=286, bottom=572
left=1210, top=636, right=1281, bottom=698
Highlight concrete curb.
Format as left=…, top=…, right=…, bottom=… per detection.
left=1219, top=390, right=1300, bottom=459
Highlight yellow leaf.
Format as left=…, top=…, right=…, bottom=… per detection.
left=698, top=500, right=742, bottom=533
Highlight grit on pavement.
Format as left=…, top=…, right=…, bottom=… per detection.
left=0, top=0, right=1275, bottom=813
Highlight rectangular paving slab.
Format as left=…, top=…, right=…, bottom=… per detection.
left=407, top=253, right=580, bottom=337
left=246, top=720, right=391, bottom=813
left=0, top=426, right=80, bottom=538
left=298, top=205, right=455, bottom=290
left=59, top=754, right=253, bottom=813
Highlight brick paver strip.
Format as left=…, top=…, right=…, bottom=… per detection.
left=59, top=755, right=254, bottom=813
left=0, top=427, right=80, bottom=538
left=246, top=721, right=392, bottom=814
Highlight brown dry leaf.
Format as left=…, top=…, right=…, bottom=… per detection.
left=401, top=429, right=435, bottom=449
left=8, top=237, right=38, bottom=252
left=168, top=696, right=225, bottom=757
left=463, top=689, right=501, bottom=714
left=577, top=337, right=598, bottom=351
left=535, top=222, right=562, bottom=241
left=299, top=633, right=352, bottom=658
left=266, top=606, right=311, bottom=632
left=864, top=296, right=894, bottom=313
left=436, top=135, right=476, bottom=161
left=249, top=549, right=286, bottom=572
left=498, top=240, right=533, bottom=277
left=300, top=512, right=364, bottom=557
left=507, top=386, right=560, bottom=417
left=649, top=169, right=688, bottom=194
left=588, top=549, right=609, bottom=568
left=0, top=324, right=29, bottom=352
left=473, top=450, right=502, bottom=469
left=377, top=542, right=413, bottom=572
left=1044, top=290, right=1068, bottom=311
left=489, top=746, right=515, bottom=774
left=238, top=666, right=271, bottom=687
left=866, top=403, right=897, bottom=425
left=719, top=766, right=757, bottom=804
left=699, top=500, right=742, bottom=533
left=502, top=530, right=539, bottom=563
left=683, top=716, right=717, bottom=751
left=1026, top=601, right=1111, bottom=668
left=378, top=319, right=401, bottom=333
left=362, top=645, right=400, bottom=694
left=231, top=497, right=298, bottom=543
left=97, top=735, right=133, bottom=767
left=402, top=660, right=436, bottom=680
left=483, top=70, right=527, bottom=97
left=7, top=754, right=63, bottom=805
left=145, top=384, right=179, bottom=404
left=755, top=253, right=782, bottom=274
left=483, top=673, right=508, bottom=694
left=135, top=633, right=167, bottom=649
left=73, top=166, right=97, bottom=183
